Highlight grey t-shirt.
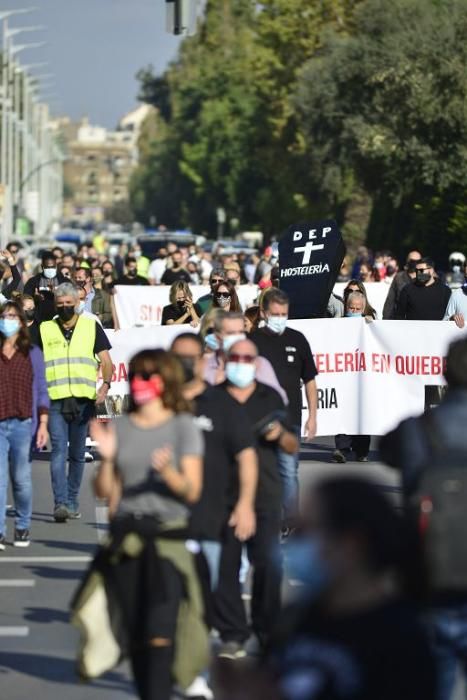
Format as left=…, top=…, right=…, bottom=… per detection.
left=115, top=412, right=204, bottom=524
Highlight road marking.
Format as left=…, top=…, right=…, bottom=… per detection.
left=0, top=579, right=36, bottom=587
left=0, top=626, right=29, bottom=636
left=95, top=505, right=109, bottom=544
left=0, top=556, right=92, bottom=563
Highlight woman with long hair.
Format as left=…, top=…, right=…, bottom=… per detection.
left=87, top=349, right=206, bottom=700
left=212, top=280, right=242, bottom=313
left=161, top=280, right=201, bottom=327
left=0, top=301, right=49, bottom=549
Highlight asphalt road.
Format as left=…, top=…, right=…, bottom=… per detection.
left=0, top=439, right=462, bottom=699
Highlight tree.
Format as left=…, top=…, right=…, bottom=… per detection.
left=297, top=0, right=467, bottom=258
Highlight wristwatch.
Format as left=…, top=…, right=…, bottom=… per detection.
left=103, top=381, right=111, bottom=389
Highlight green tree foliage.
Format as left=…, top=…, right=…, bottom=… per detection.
left=297, top=0, right=467, bottom=258
left=131, top=0, right=362, bottom=235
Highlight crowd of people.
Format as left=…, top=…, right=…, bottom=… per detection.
left=1, top=235, right=467, bottom=700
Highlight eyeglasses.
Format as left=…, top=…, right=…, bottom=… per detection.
left=216, top=292, right=231, bottom=299
left=211, top=278, right=224, bottom=285
left=1, top=313, right=19, bottom=320
left=228, top=353, right=256, bottom=364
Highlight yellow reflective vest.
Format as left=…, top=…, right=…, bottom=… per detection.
left=40, top=316, right=98, bottom=401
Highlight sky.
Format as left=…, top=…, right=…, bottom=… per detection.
left=6, top=0, right=183, bottom=127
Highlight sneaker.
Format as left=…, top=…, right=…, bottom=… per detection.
left=217, top=641, right=247, bottom=660
left=68, top=510, right=82, bottom=520
left=14, top=529, right=30, bottom=547
left=53, top=504, right=69, bottom=523
left=356, top=455, right=369, bottom=462
left=0, top=534, right=5, bottom=551
left=182, top=676, right=214, bottom=699
left=332, top=449, right=347, bottom=463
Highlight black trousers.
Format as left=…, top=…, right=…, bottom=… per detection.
left=214, top=508, right=282, bottom=645
left=335, top=434, right=371, bottom=457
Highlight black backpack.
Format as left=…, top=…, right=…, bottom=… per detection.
left=412, top=414, right=467, bottom=592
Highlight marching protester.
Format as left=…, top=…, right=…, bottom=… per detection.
left=0, top=301, right=49, bottom=549
left=161, top=249, right=192, bottom=286
left=212, top=280, right=242, bottom=313
left=396, top=257, right=451, bottom=320
left=244, top=305, right=261, bottom=333
left=171, top=332, right=257, bottom=592
left=116, top=256, right=150, bottom=286
left=196, top=269, right=226, bottom=315
left=383, top=250, right=422, bottom=319
left=203, top=310, right=286, bottom=401
left=39, top=283, right=112, bottom=522
left=161, top=281, right=202, bottom=327
left=445, top=251, right=466, bottom=289
left=0, top=248, right=21, bottom=302
left=85, top=349, right=207, bottom=700
left=250, top=289, right=318, bottom=531
left=253, top=477, right=436, bottom=700
left=444, top=259, right=467, bottom=328
left=333, top=292, right=371, bottom=463
left=21, top=294, right=40, bottom=346
left=74, top=266, right=114, bottom=328
left=23, top=251, right=68, bottom=322
left=380, top=337, right=467, bottom=700
left=214, top=338, right=298, bottom=658
left=343, top=280, right=377, bottom=319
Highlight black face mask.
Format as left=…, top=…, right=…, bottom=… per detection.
left=57, top=305, right=76, bottom=322
left=178, top=356, right=196, bottom=383
left=386, top=265, right=396, bottom=276
left=415, top=270, right=431, bottom=286
left=172, top=261, right=181, bottom=269
left=127, top=269, right=137, bottom=277
left=75, top=280, right=86, bottom=289
left=177, top=300, right=186, bottom=310
left=24, top=309, right=35, bottom=321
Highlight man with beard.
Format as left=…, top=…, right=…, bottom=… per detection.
left=396, top=257, right=451, bottom=320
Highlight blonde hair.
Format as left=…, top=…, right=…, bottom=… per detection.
left=169, top=280, right=192, bottom=305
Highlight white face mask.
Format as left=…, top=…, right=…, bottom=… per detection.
left=223, top=333, right=246, bottom=353
left=77, top=301, right=85, bottom=315
left=266, top=315, right=288, bottom=335
left=43, top=268, right=57, bottom=280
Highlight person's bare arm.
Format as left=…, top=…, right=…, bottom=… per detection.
left=152, top=449, right=203, bottom=504
left=229, top=447, right=257, bottom=541
left=304, top=379, right=318, bottom=441
left=96, top=350, right=113, bottom=404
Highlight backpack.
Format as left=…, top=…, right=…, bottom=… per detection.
left=412, top=413, right=467, bottom=592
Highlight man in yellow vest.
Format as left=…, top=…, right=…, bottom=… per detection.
left=40, top=283, right=113, bottom=522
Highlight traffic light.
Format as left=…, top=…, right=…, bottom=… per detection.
left=166, top=0, right=198, bottom=36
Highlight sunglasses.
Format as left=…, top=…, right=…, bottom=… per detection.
left=128, top=371, right=153, bottom=381
left=216, top=292, right=231, bottom=299
left=211, top=278, right=224, bottom=285
left=228, top=353, right=256, bottom=364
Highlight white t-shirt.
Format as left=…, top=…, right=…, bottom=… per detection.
left=444, top=287, right=467, bottom=319
left=148, top=258, right=167, bottom=284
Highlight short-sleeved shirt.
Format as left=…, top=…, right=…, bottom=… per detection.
left=115, top=412, right=204, bottom=523
left=221, top=381, right=287, bottom=512
left=190, top=386, right=255, bottom=540
left=161, top=268, right=192, bottom=286
left=444, top=286, right=467, bottom=320
left=161, top=302, right=202, bottom=326
left=250, top=327, right=318, bottom=425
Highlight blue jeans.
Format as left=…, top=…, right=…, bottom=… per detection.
left=200, top=540, right=222, bottom=591
left=0, top=418, right=33, bottom=533
left=277, top=425, right=301, bottom=524
left=49, top=399, right=94, bottom=511
left=429, top=605, right=467, bottom=700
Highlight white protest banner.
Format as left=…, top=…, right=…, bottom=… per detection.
left=114, top=284, right=259, bottom=328
left=100, top=319, right=464, bottom=436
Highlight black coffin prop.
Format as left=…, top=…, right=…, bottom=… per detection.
left=278, top=219, right=346, bottom=319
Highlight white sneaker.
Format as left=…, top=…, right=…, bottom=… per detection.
left=182, top=676, right=214, bottom=699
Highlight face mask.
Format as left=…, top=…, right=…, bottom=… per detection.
left=285, top=536, right=331, bottom=601
left=346, top=311, right=362, bottom=318
left=0, top=318, right=20, bottom=337
left=266, top=315, right=287, bottom=335
left=226, top=361, right=256, bottom=388
left=177, top=300, right=186, bottom=310
left=130, top=376, right=164, bottom=406
left=43, top=268, right=57, bottom=279
left=452, top=264, right=461, bottom=273
left=56, top=305, right=76, bottom=322
left=386, top=265, right=396, bottom=276
left=93, top=276, right=102, bottom=284
left=77, top=301, right=85, bottom=315
left=205, top=333, right=220, bottom=351
left=217, top=295, right=231, bottom=308
left=24, top=309, right=35, bottom=321
left=415, top=270, right=431, bottom=285
left=172, top=261, right=181, bottom=269
left=223, top=333, right=246, bottom=352
left=75, top=280, right=86, bottom=289
left=177, top=356, right=196, bottom=383
left=133, top=251, right=142, bottom=259
left=127, top=269, right=137, bottom=277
